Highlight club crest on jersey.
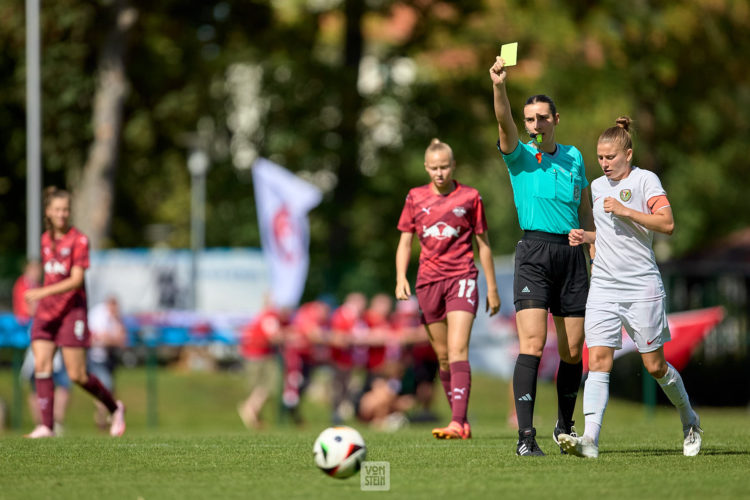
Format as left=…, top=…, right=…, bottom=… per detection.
left=452, top=206, right=466, bottom=217
left=60, top=247, right=71, bottom=256
left=620, top=189, right=632, bottom=202
left=422, top=222, right=460, bottom=240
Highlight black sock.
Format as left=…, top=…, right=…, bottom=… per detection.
left=513, top=354, right=541, bottom=431
left=556, top=360, right=583, bottom=427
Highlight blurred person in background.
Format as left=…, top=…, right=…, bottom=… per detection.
left=356, top=294, right=412, bottom=431
left=237, top=305, right=286, bottom=429
left=87, top=296, right=128, bottom=430
left=392, top=297, right=438, bottom=423
left=396, top=138, right=501, bottom=440
left=14, top=258, right=72, bottom=435
left=281, top=300, right=330, bottom=425
left=24, top=187, right=125, bottom=438
left=328, top=292, right=369, bottom=423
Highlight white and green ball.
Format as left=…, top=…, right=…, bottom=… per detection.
left=313, top=426, right=367, bottom=479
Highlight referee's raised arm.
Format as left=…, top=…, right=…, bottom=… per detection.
left=490, top=57, right=519, bottom=155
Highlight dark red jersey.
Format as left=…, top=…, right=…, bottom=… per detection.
left=363, top=309, right=391, bottom=371
left=288, top=301, right=329, bottom=359
left=329, top=304, right=368, bottom=369
left=397, top=181, right=487, bottom=287
left=36, top=227, right=89, bottom=322
left=240, top=309, right=282, bottom=358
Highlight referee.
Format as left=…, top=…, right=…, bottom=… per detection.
left=489, top=56, right=593, bottom=456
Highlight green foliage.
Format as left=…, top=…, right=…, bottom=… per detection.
left=0, top=1, right=748, bottom=299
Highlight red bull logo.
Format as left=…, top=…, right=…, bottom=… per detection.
left=422, top=222, right=460, bottom=240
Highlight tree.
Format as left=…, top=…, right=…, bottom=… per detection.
left=73, top=0, right=137, bottom=250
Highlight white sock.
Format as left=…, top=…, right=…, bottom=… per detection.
left=656, top=363, right=698, bottom=431
left=582, top=371, right=610, bottom=446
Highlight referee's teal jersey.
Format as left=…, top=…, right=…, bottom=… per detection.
left=499, top=140, right=588, bottom=234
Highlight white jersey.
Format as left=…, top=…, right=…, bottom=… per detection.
left=589, top=166, right=667, bottom=301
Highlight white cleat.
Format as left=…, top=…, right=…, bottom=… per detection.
left=24, top=425, right=56, bottom=439
left=110, top=400, right=126, bottom=437
left=683, top=424, right=703, bottom=457
left=558, top=433, right=599, bottom=458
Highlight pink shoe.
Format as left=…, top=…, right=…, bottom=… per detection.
left=24, top=425, right=56, bottom=439
left=463, top=422, right=472, bottom=439
left=110, top=400, right=126, bottom=437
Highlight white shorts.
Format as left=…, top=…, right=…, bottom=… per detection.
left=585, top=297, right=671, bottom=353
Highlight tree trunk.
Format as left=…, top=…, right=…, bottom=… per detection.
left=73, top=1, right=137, bottom=249
left=326, top=0, right=364, bottom=292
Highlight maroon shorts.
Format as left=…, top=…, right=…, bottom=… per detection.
left=31, top=308, right=90, bottom=348
left=415, top=271, right=479, bottom=325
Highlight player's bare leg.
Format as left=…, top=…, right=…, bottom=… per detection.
left=425, top=321, right=451, bottom=406
left=63, top=347, right=126, bottom=436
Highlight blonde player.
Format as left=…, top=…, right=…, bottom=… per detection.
left=396, top=138, right=501, bottom=439
left=561, top=117, right=702, bottom=458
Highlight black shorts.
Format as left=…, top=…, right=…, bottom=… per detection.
left=513, top=231, right=589, bottom=317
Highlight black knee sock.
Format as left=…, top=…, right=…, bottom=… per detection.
left=513, top=354, right=541, bottom=431
left=556, top=360, right=583, bottom=427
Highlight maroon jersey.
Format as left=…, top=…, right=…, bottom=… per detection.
left=36, top=227, right=90, bottom=322
left=397, top=181, right=487, bottom=287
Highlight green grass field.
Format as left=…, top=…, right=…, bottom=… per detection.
left=1, top=365, right=748, bottom=499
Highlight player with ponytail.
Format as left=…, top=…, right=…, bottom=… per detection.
left=24, top=187, right=126, bottom=438
left=561, top=117, right=702, bottom=458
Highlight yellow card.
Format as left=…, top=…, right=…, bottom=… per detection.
left=500, top=42, right=518, bottom=66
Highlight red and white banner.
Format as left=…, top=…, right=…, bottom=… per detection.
left=252, top=158, right=322, bottom=308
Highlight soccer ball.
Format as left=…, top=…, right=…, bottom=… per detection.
left=312, top=426, right=367, bottom=479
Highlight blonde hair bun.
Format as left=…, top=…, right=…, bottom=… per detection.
left=615, top=116, right=632, bottom=132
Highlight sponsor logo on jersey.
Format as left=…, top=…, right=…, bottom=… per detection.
left=422, top=222, right=460, bottom=240
left=44, top=260, right=67, bottom=275
left=452, top=206, right=466, bottom=217
left=620, top=189, right=632, bottom=202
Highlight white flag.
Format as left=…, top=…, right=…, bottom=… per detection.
left=252, top=158, right=322, bottom=308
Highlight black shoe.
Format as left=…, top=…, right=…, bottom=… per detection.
left=516, top=428, right=545, bottom=456
left=553, top=420, right=577, bottom=454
